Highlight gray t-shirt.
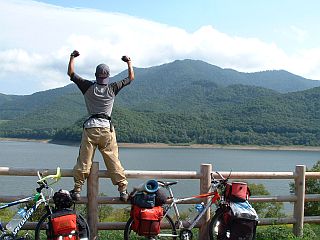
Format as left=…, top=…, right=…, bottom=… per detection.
left=71, top=73, right=132, bottom=128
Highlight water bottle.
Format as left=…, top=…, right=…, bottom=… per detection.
left=195, top=202, right=205, bottom=213
left=6, top=208, right=27, bottom=232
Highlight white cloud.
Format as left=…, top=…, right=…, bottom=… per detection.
left=290, top=25, right=308, bottom=43
left=0, top=0, right=319, bottom=95
left=286, top=48, right=320, bottom=80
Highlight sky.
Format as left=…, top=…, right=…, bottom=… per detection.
left=1, top=0, right=320, bottom=95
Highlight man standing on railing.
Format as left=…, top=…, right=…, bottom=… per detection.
left=67, top=50, right=134, bottom=202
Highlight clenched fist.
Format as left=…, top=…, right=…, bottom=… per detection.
left=121, top=56, right=131, bottom=62
left=70, top=50, right=80, bottom=58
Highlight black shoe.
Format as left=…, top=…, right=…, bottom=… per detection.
left=120, top=190, right=129, bottom=202
left=70, top=189, right=81, bottom=201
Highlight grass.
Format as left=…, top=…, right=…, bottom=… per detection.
left=256, top=224, right=320, bottom=240
left=96, top=225, right=320, bottom=239
left=0, top=222, right=319, bottom=240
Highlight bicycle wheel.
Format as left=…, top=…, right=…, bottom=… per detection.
left=124, top=215, right=177, bottom=240
left=34, top=212, right=90, bottom=240
left=209, top=209, right=230, bottom=240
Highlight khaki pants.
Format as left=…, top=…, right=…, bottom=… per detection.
left=73, top=127, right=128, bottom=193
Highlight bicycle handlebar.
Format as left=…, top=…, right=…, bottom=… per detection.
left=210, top=171, right=232, bottom=189
left=37, top=167, right=61, bottom=186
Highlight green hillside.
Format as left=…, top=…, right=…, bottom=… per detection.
left=0, top=59, right=320, bottom=145
left=0, top=84, right=78, bottom=120
left=50, top=85, right=320, bottom=146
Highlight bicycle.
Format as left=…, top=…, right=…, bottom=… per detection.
left=0, top=167, right=90, bottom=240
left=124, top=171, right=257, bottom=240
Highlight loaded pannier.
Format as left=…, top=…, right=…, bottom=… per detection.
left=48, top=209, right=78, bottom=240
left=229, top=218, right=257, bottom=240
left=216, top=201, right=258, bottom=240
left=224, top=182, right=251, bottom=202
left=49, top=189, right=88, bottom=240
left=130, top=205, right=163, bottom=237
left=229, top=201, right=258, bottom=240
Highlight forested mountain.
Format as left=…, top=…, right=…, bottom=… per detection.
left=113, top=60, right=320, bottom=110
left=50, top=85, right=320, bottom=145
left=0, top=94, right=23, bottom=107
left=0, top=84, right=79, bottom=120
left=0, top=59, right=320, bottom=145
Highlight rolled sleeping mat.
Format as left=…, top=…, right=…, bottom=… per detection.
left=135, top=179, right=159, bottom=193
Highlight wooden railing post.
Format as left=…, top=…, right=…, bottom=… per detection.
left=87, top=162, right=99, bottom=240
left=199, top=163, right=212, bottom=240
left=293, top=165, right=306, bottom=237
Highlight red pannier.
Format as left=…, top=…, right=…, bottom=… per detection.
left=49, top=210, right=78, bottom=240
left=131, top=205, right=163, bottom=237
left=224, top=182, right=251, bottom=202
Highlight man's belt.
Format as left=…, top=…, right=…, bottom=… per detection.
left=90, top=113, right=111, bottom=120
left=83, top=113, right=113, bottom=131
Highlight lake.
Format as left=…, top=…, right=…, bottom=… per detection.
left=0, top=140, right=319, bottom=213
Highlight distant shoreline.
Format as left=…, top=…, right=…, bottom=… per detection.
left=120, top=143, right=320, bottom=152
left=0, top=137, right=50, bottom=143
left=1, top=137, right=320, bottom=152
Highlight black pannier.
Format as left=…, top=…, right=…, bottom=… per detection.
left=229, top=218, right=257, bottom=240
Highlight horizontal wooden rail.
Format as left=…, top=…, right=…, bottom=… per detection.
left=0, top=167, right=295, bottom=179
left=3, top=194, right=320, bottom=204
left=2, top=167, right=318, bottom=180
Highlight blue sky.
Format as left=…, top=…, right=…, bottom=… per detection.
left=1, top=0, right=320, bottom=95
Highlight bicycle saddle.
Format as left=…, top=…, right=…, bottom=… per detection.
left=158, top=181, right=178, bottom=187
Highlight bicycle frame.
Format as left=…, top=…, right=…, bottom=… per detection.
left=0, top=192, right=49, bottom=236
left=0, top=167, right=61, bottom=237
left=162, top=183, right=221, bottom=231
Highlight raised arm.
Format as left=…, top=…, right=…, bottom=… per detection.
left=67, top=50, right=80, bottom=77
left=122, top=55, right=134, bottom=81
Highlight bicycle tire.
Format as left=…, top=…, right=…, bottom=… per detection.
left=209, top=208, right=230, bottom=240
left=34, top=212, right=90, bottom=240
left=124, top=214, right=177, bottom=240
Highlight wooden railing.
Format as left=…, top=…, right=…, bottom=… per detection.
left=1, top=163, right=320, bottom=240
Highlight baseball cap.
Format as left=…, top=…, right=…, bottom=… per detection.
left=95, top=63, right=110, bottom=84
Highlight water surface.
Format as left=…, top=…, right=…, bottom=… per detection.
left=1, top=141, right=319, bottom=213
